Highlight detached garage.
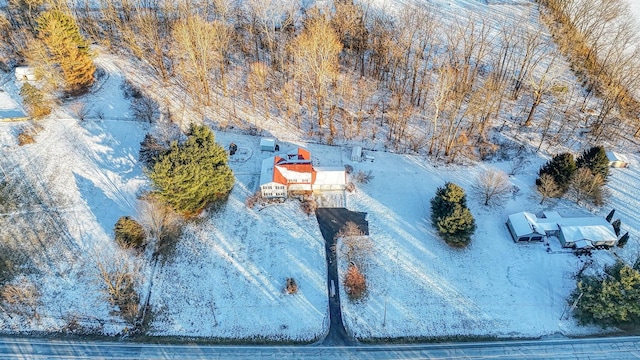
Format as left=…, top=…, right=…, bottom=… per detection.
left=506, top=212, right=546, bottom=242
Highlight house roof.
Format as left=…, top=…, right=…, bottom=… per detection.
left=314, top=167, right=346, bottom=186
left=558, top=217, right=617, bottom=244
left=260, top=157, right=278, bottom=186
left=507, top=212, right=546, bottom=237
left=606, top=151, right=628, bottom=163
left=0, top=90, right=27, bottom=120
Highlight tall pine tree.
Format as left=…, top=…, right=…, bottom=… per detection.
left=537, top=152, right=576, bottom=194
left=576, top=146, right=609, bottom=181
left=430, top=182, right=476, bottom=247
left=148, top=125, right=234, bottom=216
left=36, top=10, right=95, bottom=95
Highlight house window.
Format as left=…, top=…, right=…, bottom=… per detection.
left=531, top=236, right=543, bottom=242
left=518, top=236, right=529, bottom=242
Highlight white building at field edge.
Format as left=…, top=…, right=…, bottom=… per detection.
left=506, top=211, right=618, bottom=249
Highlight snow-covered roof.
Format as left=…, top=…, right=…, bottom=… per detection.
left=260, top=138, right=275, bottom=146
left=0, top=90, right=27, bottom=120
left=507, top=212, right=545, bottom=237
left=314, top=167, right=346, bottom=186
left=259, top=157, right=277, bottom=186
left=606, top=151, right=629, bottom=163
left=558, top=217, right=617, bottom=244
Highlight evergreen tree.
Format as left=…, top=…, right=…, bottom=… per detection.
left=36, top=10, right=95, bottom=94
left=612, top=219, right=622, bottom=237
left=576, top=146, right=609, bottom=181
left=537, top=152, right=576, bottom=194
left=430, top=182, right=475, bottom=247
left=571, top=261, right=640, bottom=327
left=19, top=83, right=51, bottom=119
left=606, top=209, right=616, bottom=222
left=618, top=232, right=629, bottom=248
left=148, top=125, right=234, bottom=216
left=435, top=204, right=476, bottom=247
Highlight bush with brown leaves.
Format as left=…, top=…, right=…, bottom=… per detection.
left=343, top=264, right=367, bottom=301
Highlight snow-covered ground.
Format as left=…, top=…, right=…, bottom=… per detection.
left=338, top=150, right=634, bottom=339
left=0, top=0, right=639, bottom=342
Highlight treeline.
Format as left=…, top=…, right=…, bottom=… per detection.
left=1, top=0, right=637, bottom=159
left=539, top=0, right=640, bottom=142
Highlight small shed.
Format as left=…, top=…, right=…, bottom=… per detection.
left=351, top=146, right=362, bottom=162
left=606, top=151, right=629, bottom=168
left=15, top=67, right=37, bottom=81
left=260, top=138, right=276, bottom=152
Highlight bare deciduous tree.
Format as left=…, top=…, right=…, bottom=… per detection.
left=289, top=11, right=342, bottom=132
left=96, top=258, right=140, bottom=324
left=136, top=196, right=182, bottom=260
left=1, top=278, right=40, bottom=320
left=472, top=169, right=512, bottom=207
left=335, top=221, right=373, bottom=265
left=568, top=167, right=605, bottom=206
left=537, top=173, right=562, bottom=204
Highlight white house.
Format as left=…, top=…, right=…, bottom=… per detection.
left=259, top=148, right=346, bottom=199
left=506, top=211, right=618, bottom=249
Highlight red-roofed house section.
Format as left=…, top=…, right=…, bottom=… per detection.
left=259, top=148, right=345, bottom=198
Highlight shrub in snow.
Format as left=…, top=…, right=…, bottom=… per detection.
left=114, top=216, right=146, bottom=251
left=430, top=182, right=476, bottom=247
left=335, top=222, right=373, bottom=265
left=344, top=164, right=353, bottom=174
left=571, top=260, right=640, bottom=327
left=1, top=279, right=40, bottom=320
left=97, top=260, right=140, bottom=325
left=139, top=133, right=167, bottom=169
left=148, top=125, right=234, bottom=217
left=300, top=198, right=317, bottom=215
left=345, top=182, right=355, bottom=193
left=344, top=264, right=367, bottom=301
left=285, top=278, right=298, bottom=294
left=245, top=191, right=264, bottom=209
left=16, top=123, right=43, bottom=146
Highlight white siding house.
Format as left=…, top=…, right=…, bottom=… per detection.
left=606, top=151, right=629, bottom=168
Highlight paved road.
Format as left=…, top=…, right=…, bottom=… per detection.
left=1, top=335, right=640, bottom=359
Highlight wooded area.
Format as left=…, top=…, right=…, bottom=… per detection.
left=0, top=0, right=639, bottom=161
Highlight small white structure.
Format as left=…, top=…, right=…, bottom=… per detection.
left=15, top=67, right=37, bottom=81
left=260, top=138, right=277, bottom=152
left=606, top=151, right=629, bottom=168
left=351, top=146, right=362, bottom=162
left=506, top=211, right=618, bottom=248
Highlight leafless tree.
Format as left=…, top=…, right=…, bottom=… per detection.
left=537, top=173, right=562, bottom=204
left=1, top=278, right=40, bottom=320
left=289, top=10, right=342, bottom=132
left=472, top=169, right=512, bottom=207
left=96, top=258, right=140, bottom=324
left=335, top=221, right=373, bottom=266
left=568, top=167, right=605, bottom=206
left=136, top=196, right=182, bottom=260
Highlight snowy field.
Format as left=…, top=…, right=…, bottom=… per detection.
left=1, top=0, right=640, bottom=342
left=339, top=150, right=637, bottom=339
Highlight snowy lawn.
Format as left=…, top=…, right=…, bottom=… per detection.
left=336, top=149, right=634, bottom=339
